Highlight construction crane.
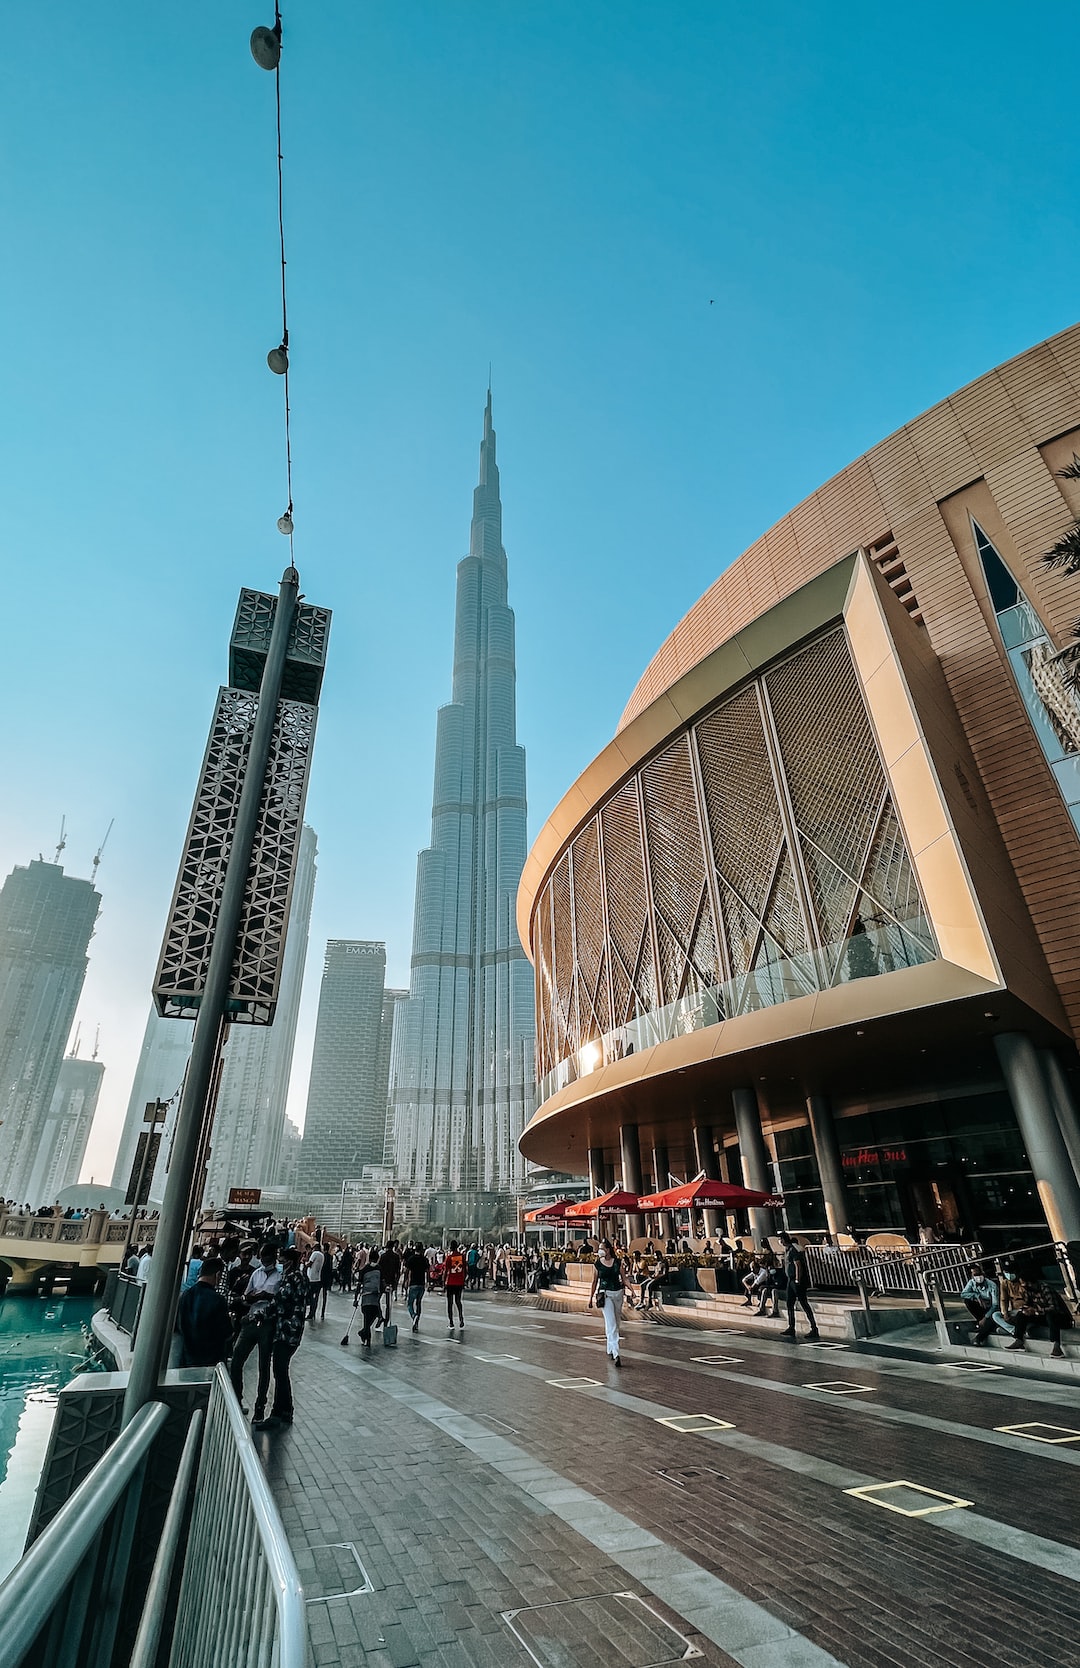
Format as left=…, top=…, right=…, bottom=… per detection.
left=91, top=819, right=114, bottom=886
left=53, top=816, right=67, bottom=865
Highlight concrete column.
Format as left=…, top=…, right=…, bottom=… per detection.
left=732, top=1086, right=777, bottom=1246
left=806, top=1092, right=852, bottom=1240
left=652, top=1142, right=672, bottom=1243
left=620, top=1123, right=646, bottom=1241
left=995, top=1033, right=1080, bottom=1246
left=588, top=1147, right=604, bottom=1199
left=693, top=1123, right=723, bottom=1240
left=1039, top=1049, right=1080, bottom=1187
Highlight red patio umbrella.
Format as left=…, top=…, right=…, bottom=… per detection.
left=565, top=1187, right=643, bottom=1219
left=637, top=1179, right=784, bottom=1211
left=523, top=1199, right=578, bottom=1223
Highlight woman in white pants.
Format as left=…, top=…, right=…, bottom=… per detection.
left=589, top=1240, right=626, bottom=1367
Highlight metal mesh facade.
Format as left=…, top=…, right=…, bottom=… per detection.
left=153, top=690, right=316, bottom=1023
left=532, top=625, right=936, bottom=1081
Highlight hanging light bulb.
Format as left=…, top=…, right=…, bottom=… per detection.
left=277, top=509, right=294, bottom=536
left=250, top=25, right=281, bottom=71
left=267, top=342, right=289, bottom=375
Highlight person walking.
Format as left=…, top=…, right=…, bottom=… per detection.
left=304, top=1242, right=324, bottom=1322
left=255, top=1247, right=308, bottom=1429
left=589, top=1239, right=626, bottom=1366
left=177, top=1255, right=233, bottom=1368
left=444, top=1241, right=467, bottom=1331
left=777, top=1232, right=819, bottom=1341
left=318, top=1240, right=336, bottom=1319
left=230, top=1244, right=282, bottom=1420
left=356, top=1258, right=384, bottom=1347
left=403, top=1242, right=429, bottom=1332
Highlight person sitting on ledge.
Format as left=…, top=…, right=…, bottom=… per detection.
left=1001, top=1266, right=1072, bottom=1359
left=640, top=1251, right=670, bottom=1311
left=741, top=1258, right=769, bottom=1308
left=959, top=1262, right=1012, bottom=1345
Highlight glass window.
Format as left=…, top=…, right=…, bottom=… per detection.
left=973, top=520, right=1080, bottom=831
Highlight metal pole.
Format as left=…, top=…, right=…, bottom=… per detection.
left=123, top=567, right=299, bottom=1425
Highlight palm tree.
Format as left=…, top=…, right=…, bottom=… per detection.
left=1044, top=456, right=1080, bottom=576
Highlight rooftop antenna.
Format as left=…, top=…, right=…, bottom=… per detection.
left=91, top=1025, right=100, bottom=1062
left=92, top=819, right=114, bottom=886
left=53, top=816, right=67, bottom=865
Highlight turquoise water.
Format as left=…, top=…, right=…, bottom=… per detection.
left=0, top=1294, right=105, bottom=1580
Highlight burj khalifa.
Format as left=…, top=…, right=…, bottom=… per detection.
left=391, top=392, right=535, bottom=1214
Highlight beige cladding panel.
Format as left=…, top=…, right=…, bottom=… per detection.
left=843, top=559, right=1000, bottom=988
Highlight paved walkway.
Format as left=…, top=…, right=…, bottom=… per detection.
left=250, top=1289, right=1080, bottom=1668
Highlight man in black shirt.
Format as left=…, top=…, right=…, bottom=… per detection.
left=403, top=1243, right=429, bottom=1332
left=778, top=1232, right=820, bottom=1341
left=177, top=1256, right=233, bottom=1368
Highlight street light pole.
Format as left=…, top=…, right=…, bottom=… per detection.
left=122, top=567, right=299, bottom=1425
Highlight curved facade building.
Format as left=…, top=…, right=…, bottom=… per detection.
left=517, top=326, right=1080, bottom=1252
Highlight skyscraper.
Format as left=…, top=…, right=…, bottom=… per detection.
left=112, top=825, right=318, bottom=1204
left=298, top=941, right=397, bottom=1192
left=391, top=394, right=535, bottom=1212
left=23, top=1050, right=105, bottom=1205
left=110, top=1009, right=193, bottom=1203
left=0, top=858, right=101, bottom=1206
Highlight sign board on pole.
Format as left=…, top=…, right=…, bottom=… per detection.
left=125, top=1132, right=162, bottom=1207
left=227, top=1187, right=263, bottom=1206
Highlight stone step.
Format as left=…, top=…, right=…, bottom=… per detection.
left=934, top=1314, right=1080, bottom=1367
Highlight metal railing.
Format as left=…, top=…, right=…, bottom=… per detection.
left=103, top=1270, right=145, bottom=1336
left=0, top=1370, right=308, bottom=1668
left=169, top=1366, right=309, bottom=1668
left=804, top=1240, right=980, bottom=1299
left=0, top=1401, right=170, bottom=1668
left=840, top=1236, right=1080, bottom=1322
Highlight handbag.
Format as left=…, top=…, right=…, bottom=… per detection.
left=595, top=1289, right=605, bottom=1308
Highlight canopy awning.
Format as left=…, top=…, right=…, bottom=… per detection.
left=565, top=1187, right=643, bottom=1219
left=523, top=1199, right=579, bottom=1223
left=637, top=1179, right=784, bottom=1211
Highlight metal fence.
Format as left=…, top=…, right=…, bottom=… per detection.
left=103, top=1271, right=145, bottom=1336
left=0, top=1401, right=169, bottom=1668
left=169, top=1367, right=308, bottom=1668
left=804, top=1241, right=981, bottom=1297
left=0, top=1370, right=308, bottom=1668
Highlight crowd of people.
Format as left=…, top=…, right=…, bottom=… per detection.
left=584, top=1230, right=821, bottom=1364
left=130, top=1228, right=504, bottom=1431
left=2, top=1199, right=161, bottom=1222
left=112, top=1215, right=1075, bottom=1428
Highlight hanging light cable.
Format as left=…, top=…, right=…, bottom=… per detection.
left=251, top=6, right=295, bottom=546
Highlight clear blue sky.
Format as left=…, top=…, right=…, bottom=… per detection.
left=2, top=2, right=1076, bottom=1180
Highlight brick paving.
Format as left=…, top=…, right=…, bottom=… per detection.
left=250, top=1290, right=1080, bottom=1668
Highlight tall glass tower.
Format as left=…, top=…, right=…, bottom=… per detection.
left=392, top=393, right=535, bottom=1211
left=0, top=859, right=101, bottom=1205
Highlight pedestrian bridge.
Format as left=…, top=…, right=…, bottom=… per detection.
left=0, top=1207, right=158, bottom=1290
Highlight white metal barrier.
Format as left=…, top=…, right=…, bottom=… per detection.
left=168, top=1367, right=308, bottom=1668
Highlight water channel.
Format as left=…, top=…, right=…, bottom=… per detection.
left=0, top=1293, right=105, bottom=1580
